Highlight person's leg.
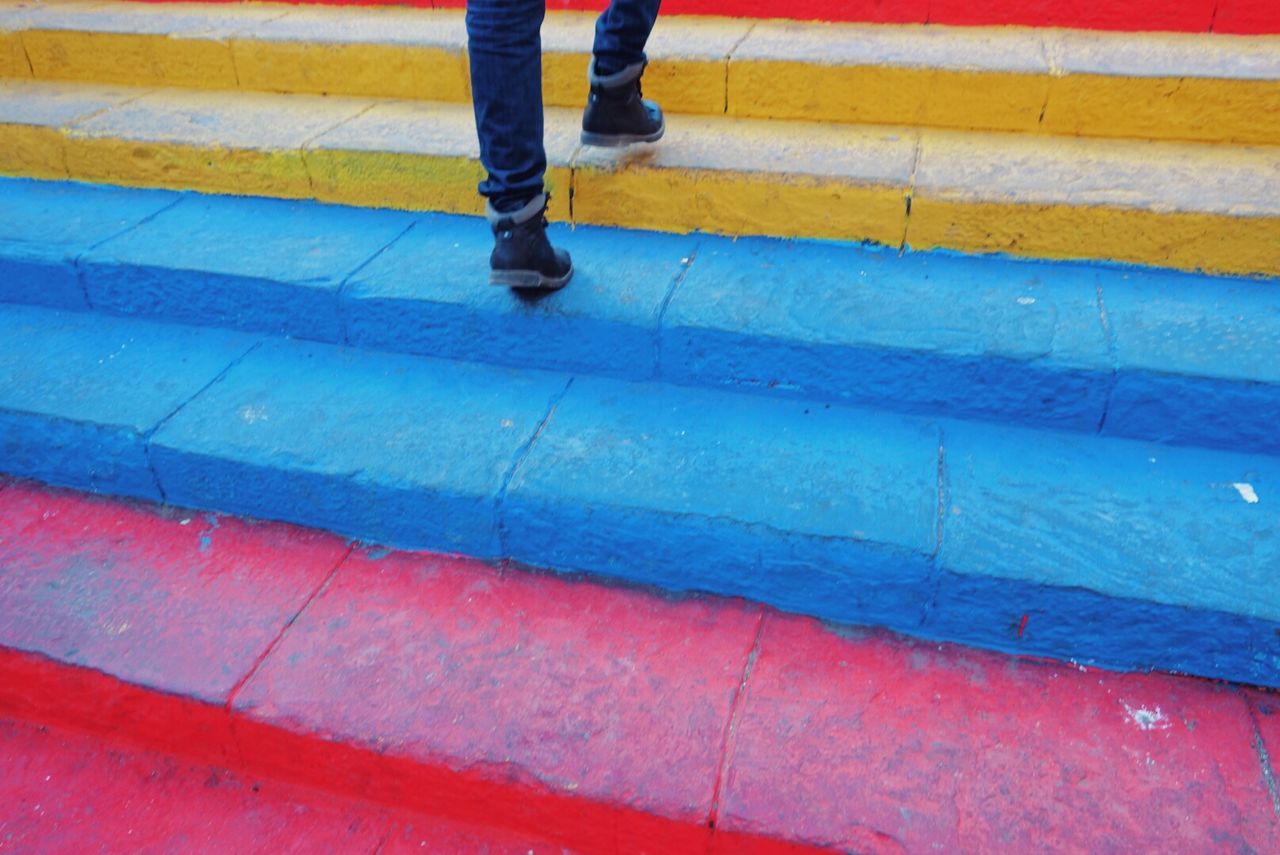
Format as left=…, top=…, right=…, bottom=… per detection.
left=466, top=0, right=572, bottom=289
left=582, top=0, right=665, bottom=147
left=466, top=0, right=547, bottom=212
left=592, top=0, right=661, bottom=76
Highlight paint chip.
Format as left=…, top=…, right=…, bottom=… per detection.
left=1231, top=483, right=1259, bottom=504
left=1122, top=702, right=1171, bottom=732
left=238, top=404, right=269, bottom=424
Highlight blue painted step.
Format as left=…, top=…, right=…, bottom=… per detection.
left=2, top=303, right=1277, bottom=688
left=3, top=178, right=1280, bottom=457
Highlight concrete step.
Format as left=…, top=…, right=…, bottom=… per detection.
left=5, top=178, right=1280, bottom=457
left=0, top=481, right=1276, bottom=852
left=2, top=2, right=1277, bottom=144
left=1, top=80, right=1276, bottom=276
left=1, top=302, right=1277, bottom=686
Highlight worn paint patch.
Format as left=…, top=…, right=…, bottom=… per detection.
left=1123, top=701, right=1173, bottom=732
left=1233, top=482, right=1261, bottom=504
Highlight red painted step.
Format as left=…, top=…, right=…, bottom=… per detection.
left=123, top=0, right=1280, bottom=34
left=0, top=478, right=1277, bottom=852
left=0, top=716, right=563, bottom=853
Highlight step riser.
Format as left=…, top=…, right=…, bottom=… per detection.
left=4, top=126, right=1274, bottom=278
left=6, top=21, right=1277, bottom=146
left=4, top=183, right=1276, bottom=457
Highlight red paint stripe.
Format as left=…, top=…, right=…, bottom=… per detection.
left=0, top=716, right=576, bottom=852
left=117, top=0, right=1280, bottom=33
left=1214, top=0, right=1280, bottom=34
left=0, top=481, right=1276, bottom=851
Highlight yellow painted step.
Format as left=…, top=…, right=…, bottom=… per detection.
left=1, top=79, right=1276, bottom=277
left=1, top=1, right=1278, bottom=145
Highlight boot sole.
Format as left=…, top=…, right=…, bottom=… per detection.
left=490, top=264, right=574, bottom=291
left=580, top=123, right=666, bottom=148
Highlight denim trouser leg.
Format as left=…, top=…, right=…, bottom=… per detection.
left=466, top=0, right=547, bottom=211
left=593, top=0, right=662, bottom=76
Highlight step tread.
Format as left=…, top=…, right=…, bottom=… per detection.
left=2, top=302, right=1277, bottom=686
left=0, top=481, right=1276, bottom=851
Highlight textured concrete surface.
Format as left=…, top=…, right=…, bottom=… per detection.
left=149, top=338, right=569, bottom=558
left=907, top=127, right=1280, bottom=276
left=719, top=613, right=1280, bottom=852
left=503, top=374, right=942, bottom=628
left=0, top=177, right=176, bottom=310
left=64, top=86, right=370, bottom=199
left=0, top=79, right=139, bottom=179
left=727, top=21, right=1052, bottom=132
left=1103, top=266, right=1280, bottom=452
left=233, top=547, right=761, bottom=850
left=0, top=482, right=347, bottom=702
left=661, top=235, right=1112, bottom=430
left=1041, top=28, right=1280, bottom=144
left=231, top=6, right=470, bottom=102
left=941, top=418, right=1280, bottom=620
left=17, top=1, right=287, bottom=90
left=80, top=192, right=416, bottom=340
left=0, top=305, right=257, bottom=500
left=0, top=481, right=1275, bottom=852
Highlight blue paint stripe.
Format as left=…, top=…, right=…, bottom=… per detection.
left=2, top=178, right=1278, bottom=456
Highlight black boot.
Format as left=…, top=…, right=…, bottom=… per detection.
left=487, top=193, right=573, bottom=291
left=581, top=59, right=665, bottom=147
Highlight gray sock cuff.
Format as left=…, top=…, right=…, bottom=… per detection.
left=485, top=193, right=546, bottom=226
left=588, top=58, right=645, bottom=88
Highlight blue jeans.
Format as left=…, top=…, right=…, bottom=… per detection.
left=466, top=0, right=661, bottom=211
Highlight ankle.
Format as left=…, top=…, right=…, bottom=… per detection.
left=588, top=58, right=645, bottom=91
left=486, top=193, right=547, bottom=231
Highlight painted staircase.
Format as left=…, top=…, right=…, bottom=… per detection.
left=1, top=0, right=1279, bottom=848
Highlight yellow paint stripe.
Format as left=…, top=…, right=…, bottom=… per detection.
left=21, top=29, right=240, bottom=90
left=3, top=3, right=1277, bottom=145
left=1042, top=75, right=1280, bottom=146
left=728, top=61, right=1051, bottom=134
left=63, top=135, right=315, bottom=199
left=232, top=40, right=470, bottom=102
left=0, top=122, right=67, bottom=179
left=1, top=82, right=1275, bottom=277
left=1, top=31, right=29, bottom=78
left=572, top=162, right=907, bottom=245
left=906, top=199, right=1280, bottom=278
